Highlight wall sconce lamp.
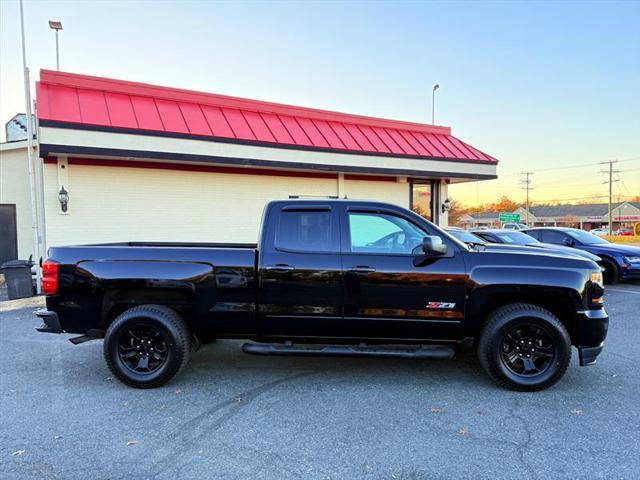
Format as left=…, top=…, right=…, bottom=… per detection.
left=441, top=198, right=450, bottom=214
left=58, top=186, right=69, bottom=212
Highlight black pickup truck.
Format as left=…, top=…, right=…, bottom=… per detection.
left=36, top=199, right=608, bottom=391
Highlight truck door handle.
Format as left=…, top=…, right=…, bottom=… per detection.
left=264, top=264, right=295, bottom=272
left=347, top=266, right=376, bottom=273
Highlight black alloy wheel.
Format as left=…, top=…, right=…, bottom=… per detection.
left=500, top=324, right=555, bottom=377
left=118, top=324, right=168, bottom=374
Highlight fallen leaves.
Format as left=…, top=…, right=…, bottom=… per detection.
left=175, top=388, right=183, bottom=395
left=570, top=408, right=583, bottom=416
left=159, top=404, right=168, bottom=411
left=430, top=407, right=444, bottom=414
left=458, top=427, right=469, bottom=436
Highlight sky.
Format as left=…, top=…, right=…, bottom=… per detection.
left=1, top=0, right=638, bottom=206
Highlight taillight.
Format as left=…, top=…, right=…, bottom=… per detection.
left=42, top=260, right=58, bottom=295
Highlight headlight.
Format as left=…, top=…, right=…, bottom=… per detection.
left=625, top=256, right=640, bottom=264
left=588, top=271, right=604, bottom=308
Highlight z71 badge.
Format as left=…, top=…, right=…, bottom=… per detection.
left=426, top=302, right=456, bottom=309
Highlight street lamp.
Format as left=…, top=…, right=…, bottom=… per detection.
left=431, top=84, right=440, bottom=124
left=48, top=20, right=63, bottom=71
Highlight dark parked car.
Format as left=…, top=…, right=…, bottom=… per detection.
left=445, top=228, right=487, bottom=246
left=524, top=227, right=640, bottom=284
left=36, top=200, right=607, bottom=391
left=471, top=229, right=603, bottom=264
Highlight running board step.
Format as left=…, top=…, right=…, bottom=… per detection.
left=241, top=343, right=454, bottom=359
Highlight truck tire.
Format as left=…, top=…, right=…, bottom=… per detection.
left=103, top=304, right=191, bottom=389
left=478, top=303, right=571, bottom=391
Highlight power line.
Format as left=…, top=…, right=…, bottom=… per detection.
left=497, top=156, right=639, bottom=178
left=531, top=193, right=634, bottom=203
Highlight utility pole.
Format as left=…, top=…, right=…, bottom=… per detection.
left=520, top=171, right=534, bottom=226
left=601, top=160, right=620, bottom=234
left=20, top=0, right=42, bottom=293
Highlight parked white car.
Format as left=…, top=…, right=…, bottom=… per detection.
left=502, top=222, right=529, bottom=230
left=590, top=227, right=609, bottom=236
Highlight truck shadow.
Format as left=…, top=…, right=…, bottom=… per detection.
left=185, top=340, right=492, bottom=389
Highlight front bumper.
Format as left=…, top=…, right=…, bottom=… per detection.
left=35, top=309, right=63, bottom=334
left=620, top=263, right=640, bottom=280
left=575, top=308, right=608, bottom=366
left=578, top=344, right=604, bottom=366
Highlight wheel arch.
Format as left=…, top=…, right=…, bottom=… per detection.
left=101, top=287, right=196, bottom=331
left=466, top=285, right=582, bottom=346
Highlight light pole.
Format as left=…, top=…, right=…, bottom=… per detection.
left=48, top=20, right=62, bottom=70
left=431, top=84, right=440, bottom=124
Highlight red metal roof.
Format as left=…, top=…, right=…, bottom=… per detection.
left=36, top=70, right=497, bottom=164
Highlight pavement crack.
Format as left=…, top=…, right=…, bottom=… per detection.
left=507, top=396, right=537, bottom=479
left=149, top=370, right=317, bottom=477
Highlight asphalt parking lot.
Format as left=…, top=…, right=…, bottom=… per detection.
left=1, top=284, right=639, bottom=480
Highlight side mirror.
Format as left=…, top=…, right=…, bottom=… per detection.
left=563, top=238, right=575, bottom=247
left=422, top=236, right=447, bottom=256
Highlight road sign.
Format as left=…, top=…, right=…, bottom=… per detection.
left=499, top=213, right=521, bottom=223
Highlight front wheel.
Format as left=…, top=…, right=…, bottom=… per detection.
left=478, top=303, right=571, bottom=391
left=104, top=305, right=192, bottom=388
left=601, top=258, right=619, bottom=285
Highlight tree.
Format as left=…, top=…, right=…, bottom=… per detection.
left=487, top=196, right=519, bottom=212
left=447, top=198, right=468, bottom=225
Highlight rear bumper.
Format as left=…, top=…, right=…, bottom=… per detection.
left=35, top=309, right=63, bottom=334
left=575, top=308, right=608, bottom=366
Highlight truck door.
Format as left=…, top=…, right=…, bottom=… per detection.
left=258, top=203, right=343, bottom=337
left=339, top=206, right=466, bottom=341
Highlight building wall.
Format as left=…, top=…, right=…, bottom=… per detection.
left=43, top=162, right=410, bottom=247
left=0, top=143, right=35, bottom=259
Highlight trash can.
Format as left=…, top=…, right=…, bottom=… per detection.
left=1, top=259, right=34, bottom=300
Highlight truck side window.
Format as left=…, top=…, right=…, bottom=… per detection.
left=348, top=212, right=425, bottom=254
left=275, top=210, right=337, bottom=253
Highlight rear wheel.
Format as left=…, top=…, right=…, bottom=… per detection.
left=104, top=305, right=191, bottom=388
left=478, top=303, right=571, bottom=391
left=601, top=258, right=619, bottom=285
